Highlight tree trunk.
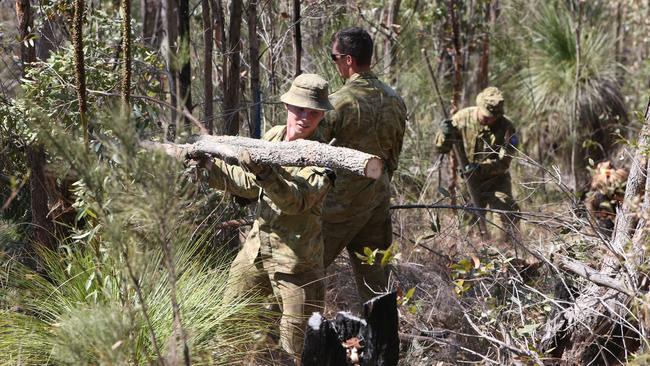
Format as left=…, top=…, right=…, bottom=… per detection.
left=541, top=98, right=650, bottom=364
left=477, top=0, right=493, bottom=91
left=161, top=0, right=178, bottom=140
left=447, top=0, right=463, bottom=205
left=570, top=1, right=584, bottom=194
left=72, top=0, right=89, bottom=148
left=177, top=0, right=192, bottom=135
left=17, top=0, right=55, bottom=251
left=248, top=0, right=261, bottom=138
left=16, top=0, right=35, bottom=75
left=141, top=0, right=160, bottom=45
left=291, top=0, right=302, bottom=77
left=223, top=0, right=243, bottom=135
left=202, top=0, right=213, bottom=133
left=141, top=135, right=385, bottom=179
left=120, top=0, right=132, bottom=114
left=212, top=0, right=226, bottom=95
left=385, top=0, right=401, bottom=83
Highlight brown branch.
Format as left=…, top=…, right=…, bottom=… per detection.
left=558, top=257, right=634, bottom=297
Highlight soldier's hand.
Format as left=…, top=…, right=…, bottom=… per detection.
left=462, top=163, right=481, bottom=177
left=239, top=150, right=272, bottom=180
left=195, top=154, right=214, bottom=170
left=440, top=119, right=459, bottom=139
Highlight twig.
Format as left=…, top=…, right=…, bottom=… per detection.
left=559, top=257, right=634, bottom=297
left=463, top=312, right=544, bottom=364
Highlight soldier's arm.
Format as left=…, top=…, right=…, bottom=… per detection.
left=434, top=114, right=466, bottom=154
left=477, top=123, right=518, bottom=175
left=256, top=167, right=332, bottom=215
left=205, top=158, right=261, bottom=199
left=384, top=97, right=408, bottom=175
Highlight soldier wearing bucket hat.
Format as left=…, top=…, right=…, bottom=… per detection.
left=435, top=86, right=520, bottom=242
left=201, top=73, right=334, bottom=363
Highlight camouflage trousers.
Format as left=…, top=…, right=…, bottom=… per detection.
left=464, top=174, right=520, bottom=241
left=322, top=195, right=393, bottom=304
left=223, top=247, right=325, bottom=359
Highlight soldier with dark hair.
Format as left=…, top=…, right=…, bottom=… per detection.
left=330, top=27, right=374, bottom=66
left=320, top=26, right=407, bottom=304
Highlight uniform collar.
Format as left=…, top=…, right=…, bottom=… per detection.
left=347, top=71, right=376, bottom=84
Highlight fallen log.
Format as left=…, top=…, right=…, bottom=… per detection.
left=140, top=134, right=384, bottom=179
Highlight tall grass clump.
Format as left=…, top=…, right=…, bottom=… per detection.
left=517, top=1, right=627, bottom=183
left=0, top=110, right=272, bottom=365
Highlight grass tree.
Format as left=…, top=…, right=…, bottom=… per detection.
left=519, top=1, right=627, bottom=189
left=0, top=113, right=273, bottom=365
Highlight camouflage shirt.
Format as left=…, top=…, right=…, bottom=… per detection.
left=207, top=125, right=332, bottom=273
left=318, top=71, right=407, bottom=221
left=435, top=106, right=518, bottom=182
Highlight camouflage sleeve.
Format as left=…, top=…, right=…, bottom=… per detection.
left=477, top=122, right=518, bottom=176
left=383, top=97, right=407, bottom=174
left=319, top=102, right=343, bottom=143
left=256, top=167, right=331, bottom=215
left=205, top=158, right=261, bottom=199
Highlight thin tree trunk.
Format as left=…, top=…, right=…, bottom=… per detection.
left=570, top=1, right=584, bottom=194
left=223, top=0, right=243, bottom=135
left=212, top=0, right=226, bottom=94
left=141, top=0, right=158, bottom=45
left=16, top=0, right=35, bottom=74
left=248, top=0, right=261, bottom=138
left=121, top=0, right=132, bottom=115
left=72, top=0, right=89, bottom=149
left=383, top=0, right=401, bottom=83
left=202, top=0, right=213, bottom=133
left=177, top=0, right=192, bottom=136
left=447, top=0, right=463, bottom=205
left=162, top=0, right=178, bottom=140
left=291, top=0, right=302, bottom=77
left=477, top=0, right=492, bottom=91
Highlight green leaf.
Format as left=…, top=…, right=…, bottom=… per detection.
left=517, top=323, right=539, bottom=336
left=437, top=186, right=450, bottom=198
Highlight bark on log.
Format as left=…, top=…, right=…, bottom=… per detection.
left=541, top=99, right=650, bottom=363
left=141, top=135, right=384, bottom=179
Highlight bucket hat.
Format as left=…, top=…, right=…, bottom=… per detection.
left=280, top=74, right=334, bottom=111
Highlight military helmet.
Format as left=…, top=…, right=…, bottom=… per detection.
left=476, top=86, right=504, bottom=118
left=280, top=74, right=334, bottom=111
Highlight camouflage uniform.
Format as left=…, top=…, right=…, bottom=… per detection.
left=318, top=71, right=407, bottom=303
left=207, top=125, right=332, bottom=357
left=434, top=98, right=520, bottom=238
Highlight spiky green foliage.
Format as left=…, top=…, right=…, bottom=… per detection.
left=0, top=111, right=272, bottom=365
left=518, top=1, right=627, bottom=166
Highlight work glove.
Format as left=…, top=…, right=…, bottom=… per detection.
left=239, top=150, right=273, bottom=180
left=462, top=163, right=480, bottom=178
left=440, top=119, right=460, bottom=139
left=195, top=154, right=214, bottom=170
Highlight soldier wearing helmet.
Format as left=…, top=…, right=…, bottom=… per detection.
left=435, top=87, right=520, bottom=241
